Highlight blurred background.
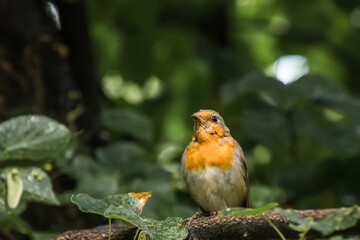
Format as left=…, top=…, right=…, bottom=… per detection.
left=1, top=0, right=360, bottom=239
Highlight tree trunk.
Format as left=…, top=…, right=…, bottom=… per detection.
left=0, top=0, right=101, bottom=137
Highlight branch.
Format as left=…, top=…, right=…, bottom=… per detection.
left=187, top=208, right=360, bottom=239
left=49, top=223, right=137, bottom=240
left=50, top=208, right=360, bottom=240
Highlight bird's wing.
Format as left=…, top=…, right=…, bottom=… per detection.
left=237, top=142, right=250, bottom=208
left=242, top=153, right=250, bottom=208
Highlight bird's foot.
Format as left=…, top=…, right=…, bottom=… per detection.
left=209, top=211, right=219, bottom=217
left=185, top=211, right=219, bottom=225
left=199, top=211, right=219, bottom=217
left=184, top=212, right=203, bottom=225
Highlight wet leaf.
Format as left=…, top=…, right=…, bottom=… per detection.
left=123, top=192, right=152, bottom=226
left=71, top=193, right=141, bottom=217
left=276, top=205, right=359, bottom=236
left=145, top=217, right=188, bottom=240
left=4, top=167, right=58, bottom=206
left=313, top=206, right=359, bottom=235
left=220, top=202, right=278, bottom=217
left=275, top=207, right=312, bottom=226
left=0, top=115, right=71, bottom=161
left=71, top=193, right=187, bottom=240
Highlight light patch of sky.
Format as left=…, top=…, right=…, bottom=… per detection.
left=269, top=55, right=309, bottom=85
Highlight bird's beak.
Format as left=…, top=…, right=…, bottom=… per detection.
left=192, top=114, right=200, bottom=121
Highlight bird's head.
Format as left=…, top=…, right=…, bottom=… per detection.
left=191, top=109, right=230, bottom=142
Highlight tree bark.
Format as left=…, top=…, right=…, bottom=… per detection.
left=54, top=0, right=101, bottom=138
left=50, top=223, right=137, bottom=240
left=50, top=208, right=360, bottom=240
left=0, top=0, right=73, bottom=122
left=0, top=0, right=102, bottom=138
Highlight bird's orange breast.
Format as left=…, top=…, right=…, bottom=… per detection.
left=185, top=139, right=236, bottom=171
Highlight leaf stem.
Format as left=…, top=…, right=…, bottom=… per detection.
left=262, top=214, right=286, bottom=240
left=299, top=228, right=310, bottom=240
left=134, top=228, right=141, bottom=240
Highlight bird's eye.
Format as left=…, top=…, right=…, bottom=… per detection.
left=211, top=116, right=218, bottom=123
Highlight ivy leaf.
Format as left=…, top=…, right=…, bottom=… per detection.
left=275, top=208, right=311, bottom=226
left=71, top=193, right=187, bottom=240
left=17, top=167, right=58, bottom=204
left=313, top=206, right=359, bottom=235
left=220, top=202, right=279, bottom=217
left=2, top=167, right=59, bottom=208
left=71, top=193, right=107, bottom=215
left=275, top=206, right=359, bottom=236
left=145, top=217, right=188, bottom=240
left=0, top=115, right=71, bottom=161
left=105, top=204, right=148, bottom=230
left=71, top=193, right=141, bottom=217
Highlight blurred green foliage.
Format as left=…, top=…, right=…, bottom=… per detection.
left=2, top=0, right=360, bottom=239
left=85, top=0, right=360, bottom=214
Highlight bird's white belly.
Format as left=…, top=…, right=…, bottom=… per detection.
left=185, top=164, right=246, bottom=212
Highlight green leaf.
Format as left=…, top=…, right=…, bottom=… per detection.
left=289, top=222, right=310, bottom=232
left=71, top=193, right=187, bottom=240
left=100, top=109, right=153, bottom=142
left=104, top=204, right=150, bottom=235
left=313, top=206, right=359, bottom=235
left=220, top=202, right=278, bottom=217
left=275, top=206, right=359, bottom=236
left=0, top=115, right=71, bottom=161
left=145, top=217, right=188, bottom=240
left=3, top=167, right=59, bottom=206
left=6, top=169, right=23, bottom=209
left=19, top=167, right=58, bottom=204
left=71, top=193, right=148, bottom=234
left=0, top=178, right=27, bottom=214
left=71, top=193, right=107, bottom=215
left=136, top=230, right=148, bottom=240
left=275, top=208, right=317, bottom=229
left=71, top=193, right=140, bottom=216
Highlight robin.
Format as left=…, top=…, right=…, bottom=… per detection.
left=181, top=109, right=249, bottom=213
